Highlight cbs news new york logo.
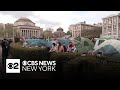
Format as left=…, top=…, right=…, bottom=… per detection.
left=6, top=59, right=20, bottom=73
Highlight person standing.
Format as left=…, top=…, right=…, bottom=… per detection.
left=1, top=39, right=10, bottom=65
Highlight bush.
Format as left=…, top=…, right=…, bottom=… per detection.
left=9, top=44, right=120, bottom=79
left=10, top=43, right=50, bottom=61
left=14, top=38, right=20, bottom=43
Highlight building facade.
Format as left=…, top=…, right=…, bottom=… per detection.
left=102, top=13, right=120, bottom=39
left=14, top=17, right=43, bottom=38
left=0, top=23, right=5, bottom=30
left=5, top=23, right=14, bottom=30
left=68, top=22, right=102, bottom=38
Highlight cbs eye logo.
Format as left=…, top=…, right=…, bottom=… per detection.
left=6, top=59, right=20, bottom=73
left=7, top=63, right=19, bottom=69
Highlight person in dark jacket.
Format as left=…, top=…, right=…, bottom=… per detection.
left=1, top=39, right=10, bottom=65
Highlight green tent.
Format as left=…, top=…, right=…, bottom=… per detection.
left=74, top=37, right=94, bottom=53
left=57, top=37, right=94, bottom=53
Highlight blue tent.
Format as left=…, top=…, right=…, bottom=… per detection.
left=27, top=39, right=52, bottom=48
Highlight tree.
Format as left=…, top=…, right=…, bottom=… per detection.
left=0, top=29, right=5, bottom=38
left=43, top=29, right=53, bottom=40
left=66, top=31, right=72, bottom=35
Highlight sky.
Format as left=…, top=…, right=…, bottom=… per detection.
left=0, top=11, right=120, bottom=32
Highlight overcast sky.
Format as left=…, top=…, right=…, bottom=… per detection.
left=0, top=11, right=120, bottom=32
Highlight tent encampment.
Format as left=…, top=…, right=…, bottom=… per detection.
left=57, top=37, right=94, bottom=53
left=74, top=37, right=94, bottom=53
left=93, top=39, right=120, bottom=57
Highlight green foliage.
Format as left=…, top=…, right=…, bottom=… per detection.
left=9, top=44, right=120, bottom=79
left=43, top=30, right=53, bottom=39
left=10, top=43, right=50, bottom=61
left=66, top=31, right=72, bottom=35
left=14, top=38, right=20, bottom=43
left=0, top=29, right=5, bottom=38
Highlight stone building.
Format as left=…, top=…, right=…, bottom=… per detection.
left=14, top=17, right=43, bottom=38
left=5, top=23, right=14, bottom=30
left=68, top=21, right=102, bottom=38
left=102, top=13, right=120, bottom=39
left=53, top=27, right=65, bottom=38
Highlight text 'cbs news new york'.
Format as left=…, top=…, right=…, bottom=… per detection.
left=6, top=59, right=56, bottom=73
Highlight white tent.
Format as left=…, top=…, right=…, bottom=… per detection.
left=94, top=39, right=120, bottom=57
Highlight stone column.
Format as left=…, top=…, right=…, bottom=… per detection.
left=39, top=30, right=40, bottom=37
left=28, top=30, right=30, bottom=36
left=24, top=30, right=25, bottom=36
left=26, top=30, right=27, bottom=36
left=36, top=31, right=37, bottom=36
left=117, top=16, right=119, bottom=38
left=35, top=30, right=36, bottom=36
left=22, top=30, right=25, bottom=36
left=112, top=18, right=113, bottom=36
left=32, top=30, right=33, bottom=36
left=21, top=30, right=22, bottom=36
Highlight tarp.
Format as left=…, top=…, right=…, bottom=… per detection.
left=94, top=39, right=120, bottom=57
left=26, top=39, right=52, bottom=48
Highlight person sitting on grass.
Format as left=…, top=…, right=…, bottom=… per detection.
left=23, top=41, right=27, bottom=47
left=49, top=43, right=58, bottom=52
left=57, top=42, right=65, bottom=52
left=67, top=41, right=76, bottom=53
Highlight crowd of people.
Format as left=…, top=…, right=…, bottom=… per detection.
left=49, top=41, right=76, bottom=53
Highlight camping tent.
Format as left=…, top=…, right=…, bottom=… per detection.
left=26, top=39, right=52, bottom=48
left=57, top=37, right=94, bottom=53
left=93, top=39, right=120, bottom=57
left=100, top=35, right=116, bottom=40
left=74, top=37, right=94, bottom=53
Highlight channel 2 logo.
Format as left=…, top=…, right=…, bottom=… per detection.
left=6, top=59, right=20, bottom=73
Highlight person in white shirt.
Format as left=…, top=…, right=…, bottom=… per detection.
left=49, top=43, right=58, bottom=52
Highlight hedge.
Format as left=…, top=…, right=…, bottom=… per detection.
left=9, top=43, right=120, bottom=79
left=10, top=43, right=50, bottom=61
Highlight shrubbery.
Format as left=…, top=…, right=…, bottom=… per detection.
left=10, top=43, right=50, bottom=60
left=9, top=43, right=120, bottom=79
